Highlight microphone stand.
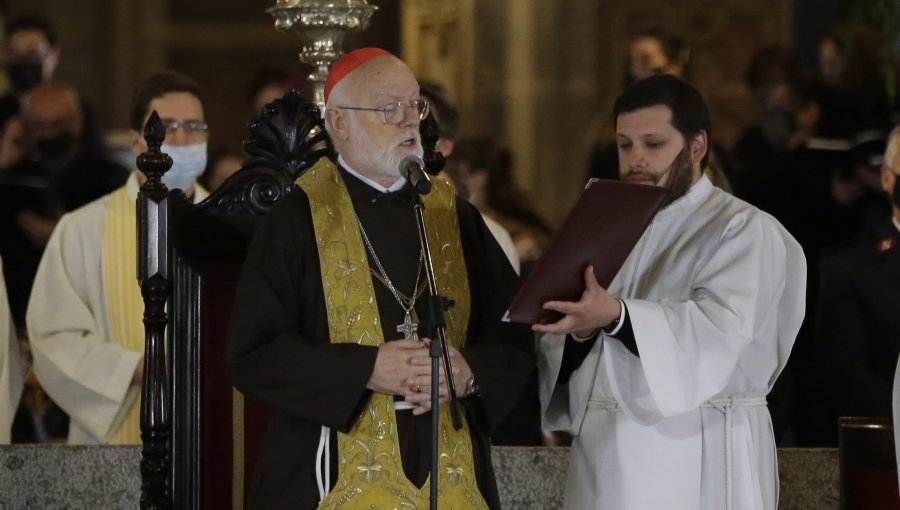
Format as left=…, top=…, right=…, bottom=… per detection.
left=409, top=189, right=461, bottom=510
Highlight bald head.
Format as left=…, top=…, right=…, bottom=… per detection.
left=22, top=82, right=84, bottom=141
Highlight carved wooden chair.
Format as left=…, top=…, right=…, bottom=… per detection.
left=137, top=90, right=333, bottom=509
left=137, top=92, right=445, bottom=509
left=837, top=416, right=900, bottom=510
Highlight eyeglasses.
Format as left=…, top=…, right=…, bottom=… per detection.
left=160, top=118, right=209, bottom=136
left=336, top=99, right=429, bottom=125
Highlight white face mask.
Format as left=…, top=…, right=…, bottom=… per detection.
left=161, top=142, right=207, bottom=190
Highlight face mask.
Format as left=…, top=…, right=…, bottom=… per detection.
left=8, top=62, right=43, bottom=92
left=161, top=142, right=207, bottom=190
left=760, top=111, right=792, bottom=146
left=35, top=133, right=75, bottom=161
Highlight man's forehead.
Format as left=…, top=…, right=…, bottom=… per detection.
left=7, top=29, right=51, bottom=53
left=350, top=83, right=419, bottom=108
left=25, top=89, right=77, bottom=117
left=368, top=85, right=420, bottom=101
left=632, top=36, right=663, bottom=53
left=348, top=58, right=418, bottom=98
left=616, top=104, right=675, bottom=133
left=148, top=92, right=204, bottom=119
left=26, top=99, right=72, bottom=117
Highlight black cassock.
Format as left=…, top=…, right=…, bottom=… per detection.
left=815, top=217, right=900, bottom=441
left=227, top=166, right=534, bottom=509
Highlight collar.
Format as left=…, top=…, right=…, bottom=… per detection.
left=893, top=216, right=900, bottom=234
left=338, top=163, right=416, bottom=207
left=652, top=174, right=714, bottom=221
left=126, top=171, right=140, bottom=201
left=338, top=154, right=406, bottom=193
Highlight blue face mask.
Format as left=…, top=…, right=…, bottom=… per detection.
left=161, top=142, right=207, bottom=191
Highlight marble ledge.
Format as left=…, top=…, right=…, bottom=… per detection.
left=0, top=445, right=838, bottom=509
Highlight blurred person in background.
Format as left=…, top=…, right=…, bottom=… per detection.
left=0, top=16, right=106, bottom=156
left=0, top=83, right=127, bottom=330
left=449, top=136, right=552, bottom=276
left=200, top=68, right=310, bottom=193
left=815, top=124, right=900, bottom=445
left=418, top=80, right=520, bottom=273
left=588, top=28, right=733, bottom=191
left=732, top=47, right=822, bottom=204
left=0, top=17, right=59, bottom=130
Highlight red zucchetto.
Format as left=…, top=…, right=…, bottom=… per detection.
left=324, top=47, right=393, bottom=103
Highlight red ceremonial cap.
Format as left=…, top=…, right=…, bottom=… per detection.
left=324, top=47, right=393, bottom=103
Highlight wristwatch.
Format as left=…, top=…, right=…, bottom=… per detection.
left=463, top=374, right=480, bottom=397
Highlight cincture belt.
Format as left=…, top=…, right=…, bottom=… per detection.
left=394, top=401, right=415, bottom=411
left=587, top=396, right=768, bottom=510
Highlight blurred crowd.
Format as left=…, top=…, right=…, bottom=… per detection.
left=1, top=12, right=899, bottom=450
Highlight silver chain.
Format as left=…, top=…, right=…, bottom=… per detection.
left=358, top=220, right=423, bottom=314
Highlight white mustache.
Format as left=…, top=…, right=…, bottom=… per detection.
left=396, top=131, right=421, bottom=145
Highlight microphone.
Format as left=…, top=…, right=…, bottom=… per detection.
left=400, top=154, right=432, bottom=195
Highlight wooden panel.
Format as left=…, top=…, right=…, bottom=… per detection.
left=198, top=275, right=273, bottom=510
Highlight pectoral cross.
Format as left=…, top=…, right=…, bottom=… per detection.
left=397, top=311, right=419, bottom=340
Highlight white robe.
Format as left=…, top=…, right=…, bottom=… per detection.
left=483, top=214, right=521, bottom=274
left=1, top=257, right=24, bottom=443
left=26, top=173, right=206, bottom=443
left=539, top=176, right=806, bottom=510
left=893, top=355, right=900, bottom=494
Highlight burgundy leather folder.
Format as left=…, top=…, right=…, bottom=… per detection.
left=504, top=179, right=667, bottom=324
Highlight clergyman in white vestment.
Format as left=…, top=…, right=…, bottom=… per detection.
left=894, top=355, right=900, bottom=494
left=535, top=75, right=806, bottom=510
left=26, top=72, right=210, bottom=443
left=1, top=257, right=24, bottom=443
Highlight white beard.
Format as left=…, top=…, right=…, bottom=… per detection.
left=343, top=116, right=423, bottom=183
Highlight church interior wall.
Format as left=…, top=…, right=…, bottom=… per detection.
left=0, top=0, right=861, bottom=221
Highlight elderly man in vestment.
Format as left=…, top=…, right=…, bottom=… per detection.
left=26, top=72, right=210, bottom=444
left=226, top=48, right=533, bottom=509
left=536, top=75, right=806, bottom=510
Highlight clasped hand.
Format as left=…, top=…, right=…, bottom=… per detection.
left=367, top=338, right=472, bottom=416
left=532, top=265, right=621, bottom=337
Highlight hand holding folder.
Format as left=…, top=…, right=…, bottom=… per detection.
left=504, top=179, right=667, bottom=325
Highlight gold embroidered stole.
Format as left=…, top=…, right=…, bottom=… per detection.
left=102, top=184, right=144, bottom=444
left=298, top=159, right=488, bottom=509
